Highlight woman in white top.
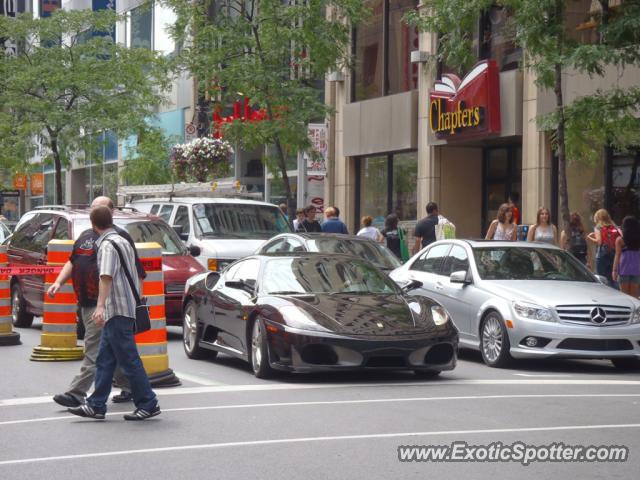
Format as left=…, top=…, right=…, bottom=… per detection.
left=527, top=206, right=558, bottom=245
left=485, top=203, right=517, bottom=241
left=357, top=215, right=383, bottom=242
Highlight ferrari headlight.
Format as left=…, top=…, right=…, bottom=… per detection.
left=278, top=306, right=331, bottom=333
left=431, top=305, right=450, bottom=326
left=513, top=301, right=554, bottom=322
left=631, top=306, right=640, bottom=324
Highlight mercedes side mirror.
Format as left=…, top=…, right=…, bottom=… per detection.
left=594, top=274, right=609, bottom=285
left=401, top=279, right=423, bottom=293
left=450, top=270, right=472, bottom=284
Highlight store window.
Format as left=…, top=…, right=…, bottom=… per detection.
left=269, top=175, right=298, bottom=207
left=480, top=6, right=521, bottom=71
left=353, top=0, right=418, bottom=102
left=357, top=151, right=418, bottom=227
left=565, top=0, right=600, bottom=45
left=86, top=162, right=118, bottom=201
left=44, top=172, right=66, bottom=205
left=483, top=146, right=521, bottom=232
left=129, top=5, right=152, bottom=49
left=609, top=150, right=640, bottom=225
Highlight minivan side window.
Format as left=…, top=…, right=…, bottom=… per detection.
left=409, top=244, right=451, bottom=275
left=150, top=205, right=160, bottom=215
left=173, top=206, right=190, bottom=235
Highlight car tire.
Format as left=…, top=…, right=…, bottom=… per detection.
left=182, top=301, right=215, bottom=360
left=413, top=370, right=441, bottom=378
left=11, top=283, right=34, bottom=328
left=250, top=319, right=276, bottom=379
left=480, top=311, right=512, bottom=368
left=611, top=357, right=640, bottom=370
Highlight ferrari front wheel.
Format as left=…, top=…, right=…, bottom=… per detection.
left=251, top=319, right=276, bottom=379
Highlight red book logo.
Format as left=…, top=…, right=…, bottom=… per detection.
left=429, top=60, right=501, bottom=140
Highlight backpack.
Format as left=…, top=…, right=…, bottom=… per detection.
left=600, top=225, right=620, bottom=254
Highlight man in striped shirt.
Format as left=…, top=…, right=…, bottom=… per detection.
left=68, top=206, right=160, bottom=421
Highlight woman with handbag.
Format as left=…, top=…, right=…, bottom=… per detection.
left=381, top=214, right=409, bottom=262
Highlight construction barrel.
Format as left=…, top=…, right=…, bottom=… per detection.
left=0, top=245, right=21, bottom=346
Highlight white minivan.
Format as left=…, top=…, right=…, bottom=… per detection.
left=130, top=197, right=291, bottom=271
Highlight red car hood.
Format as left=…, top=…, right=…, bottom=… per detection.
left=162, top=254, right=205, bottom=284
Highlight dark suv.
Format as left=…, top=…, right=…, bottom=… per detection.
left=8, top=206, right=205, bottom=327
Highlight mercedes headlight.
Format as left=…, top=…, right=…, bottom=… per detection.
left=631, top=306, right=640, bottom=324
left=513, top=301, right=554, bottom=322
left=431, top=305, right=450, bottom=326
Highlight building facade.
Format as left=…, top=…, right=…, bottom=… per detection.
left=326, top=0, right=640, bottom=237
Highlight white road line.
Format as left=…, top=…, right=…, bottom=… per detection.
left=514, top=373, right=572, bottom=377
left=3, top=378, right=640, bottom=407
left=171, top=371, right=224, bottom=386
left=2, top=422, right=640, bottom=466
left=1, top=393, right=639, bottom=427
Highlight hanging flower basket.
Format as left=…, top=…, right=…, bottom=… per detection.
left=171, top=137, right=234, bottom=182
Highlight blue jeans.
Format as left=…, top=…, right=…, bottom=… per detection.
left=88, top=316, right=157, bottom=414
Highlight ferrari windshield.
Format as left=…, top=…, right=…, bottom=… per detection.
left=473, top=247, right=596, bottom=282
left=262, top=257, right=400, bottom=295
left=306, top=238, right=401, bottom=271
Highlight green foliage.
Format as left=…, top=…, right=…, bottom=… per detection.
left=0, top=8, right=171, bottom=203
left=163, top=0, right=368, bottom=210
left=121, top=128, right=175, bottom=185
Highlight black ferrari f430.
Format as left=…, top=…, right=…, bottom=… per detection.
left=182, top=253, right=458, bottom=378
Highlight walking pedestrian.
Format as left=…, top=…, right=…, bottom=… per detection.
left=526, top=207, right=558, bottom=245
left=321, top=206, right=349, bottom=234
left=357, top=216, right=383, bottom=242
left=413, top=202, right=439, bottom=253
left=381, top=214, right=407, bottom=260
left=560, top=212, right=591, bottom=268
left=67, top=206, right=160, bottom=421
left=296, top=205, right=322, bottom=233
left=292, top=208, right=305, bottom=231
left=612, top=216, right=640, bottom=297
left=49, top=196, right=145, bottom=408
left=485, top=203, right=517, bottom=241
left=587, top=208, right=620, bottom=288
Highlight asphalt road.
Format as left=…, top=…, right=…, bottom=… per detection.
left=1, top=321, right=639, bottom=480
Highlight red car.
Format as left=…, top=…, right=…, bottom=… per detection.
left=8, top=206, right=205, bottom=327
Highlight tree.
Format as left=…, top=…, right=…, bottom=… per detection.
left=165, top=0, right=368, bottom=216
left=408, top=0, right=640, bottom=233
left=0, top=8, right=171, bottom=204
left=120, top=127, right=176, bottom=186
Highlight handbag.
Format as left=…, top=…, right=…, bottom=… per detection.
left=106, top=239, right=151, bottom=334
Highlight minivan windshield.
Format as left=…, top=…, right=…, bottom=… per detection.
left=193, top=203, right=291, bottom=239
left=73, top=218, right=187, bottom=255
left=473, top=247, right=596, bottom=282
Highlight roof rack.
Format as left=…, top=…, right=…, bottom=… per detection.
left=118, top=180, right=262, bottom=200
left=33, top=205, right=73, bottom=211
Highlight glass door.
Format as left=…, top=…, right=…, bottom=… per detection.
left=483, top=146, right=522, bottom=234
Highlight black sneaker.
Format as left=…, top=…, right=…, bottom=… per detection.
left=123, top=405, right=161, bottom=421
left=112, top=391, right=133, bottom=403
left=68, top=404, right=105, bottom=420
left=53, top=393, right=82, bottom=408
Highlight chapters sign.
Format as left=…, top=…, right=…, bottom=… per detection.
left=429, top=60, right=501, bottom=141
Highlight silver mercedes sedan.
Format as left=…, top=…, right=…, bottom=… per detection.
left=390, top=240, right=640, bottom=369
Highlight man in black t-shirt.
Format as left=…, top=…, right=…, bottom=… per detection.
left=48, top=197, right=145, bottom=408
left=414, top=202, right=440, bottom=253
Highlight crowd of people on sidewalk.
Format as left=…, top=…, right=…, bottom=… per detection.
left=287, top=199, right=640, bottom=295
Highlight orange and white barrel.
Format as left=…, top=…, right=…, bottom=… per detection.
left=135, top=242, right=180, bottom=387
left=0, top=245, right=20, bottom=346
left=31, top=240, right=83, bottom=361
